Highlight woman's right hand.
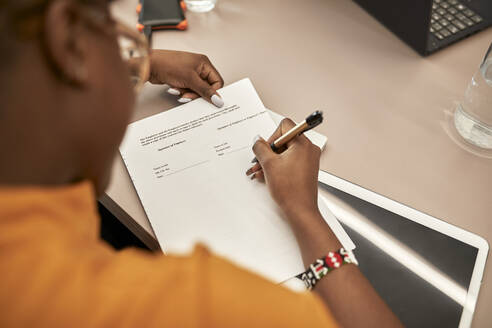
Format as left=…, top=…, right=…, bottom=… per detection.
left=248, top=119, right=403, bottom=328
left=247, top=118, right=322, bottom=220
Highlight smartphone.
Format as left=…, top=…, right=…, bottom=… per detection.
left=137, top=0, right=187, bottom=33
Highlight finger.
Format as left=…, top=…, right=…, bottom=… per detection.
left=190, top=74, right=224, bottom=108
left=200, top=59, right=224, bottom=91
left=250, top=169, right=265, bottom=182
left=266, top=118, right=304, bottom=153
left=178, top=91, right=200, bottom=103
left=180, top=91, right=199, bottom=99
left=245, top=162, right=262, bottom=176
left=167, top=87, right=199, bottom=104
left=287, top=129, right=311, bottom=147
left=266, top=118, right=296, bottom=144
left=166, top=86, right=185, bottom=96
left=282, top=133, right=314, bottom=159
left=252, top=135, right=275, bottom=166
left=165, top=86, right=194, bottom=104
left=255, top=169, right=265, bottom=182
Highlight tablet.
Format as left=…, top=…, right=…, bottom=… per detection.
left=318, top=171, right=488, bottom=328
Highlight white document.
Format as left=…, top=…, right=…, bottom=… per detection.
left=120, top=78, right=353, bottom=283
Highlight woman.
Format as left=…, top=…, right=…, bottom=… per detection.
left=0, top=0, right=402, bottom=327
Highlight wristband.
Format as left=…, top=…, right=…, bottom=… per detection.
left=296, top=248, right=358, bottom=290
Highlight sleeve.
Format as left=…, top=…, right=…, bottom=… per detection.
left=2, top=239, right=339, bottom=328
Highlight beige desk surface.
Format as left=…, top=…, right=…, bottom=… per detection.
left=103, top=0, right=492, bottom=326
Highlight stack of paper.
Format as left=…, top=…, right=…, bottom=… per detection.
left=120, top=78, right=354, bottom=283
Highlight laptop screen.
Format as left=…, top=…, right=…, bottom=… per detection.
left=320, top=182, right=478, bottom=327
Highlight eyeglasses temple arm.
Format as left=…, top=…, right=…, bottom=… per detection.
left=143, top=25, right=152, bottom=46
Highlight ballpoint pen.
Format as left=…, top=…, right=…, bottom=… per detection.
left=251, top=110, right=323, bottom=163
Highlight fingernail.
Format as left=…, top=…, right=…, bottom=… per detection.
left=167, top=88, right=180, bottom=96
left=211, top=94, right=224, bottom=108
left=162, top=84, right=170, bottom=88
left=252, top=135, right=261, bottom=145
left=178, top=97, right=192, bottom=103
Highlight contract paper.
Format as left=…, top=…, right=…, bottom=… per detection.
left=120, top=78, right=354, bottom=283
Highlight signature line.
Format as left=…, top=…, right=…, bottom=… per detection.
left=164, top=160, right=211, bottom=177
left=226, top=145, right=250, bottom=155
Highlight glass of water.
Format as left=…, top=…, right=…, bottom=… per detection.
left=454, top=43, right=492, bottom=149
left=184, top=0, right=217, bottom=13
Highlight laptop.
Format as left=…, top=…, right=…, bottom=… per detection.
left=353, top=0, right=492, bottom=56
left=318, top=171, right=488, bottom=327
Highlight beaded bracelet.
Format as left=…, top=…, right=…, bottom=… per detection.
left=296, top=248, right=359, bottom=290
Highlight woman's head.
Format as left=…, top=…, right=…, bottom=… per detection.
left=0, top=0, right=141, bottom=194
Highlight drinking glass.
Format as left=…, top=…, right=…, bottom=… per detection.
left=454, top=43, right=492, bottom=149
left=184, top=0, right=217, bottom=13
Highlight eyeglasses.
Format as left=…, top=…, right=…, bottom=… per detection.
left=114, top=21, right=150, bottom=93
left=13, top=2, right=151, bottom=93
left=80, top=7, right=151, bottom=93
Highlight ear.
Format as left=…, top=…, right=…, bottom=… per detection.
left=42, top=0, right=89, bottom=86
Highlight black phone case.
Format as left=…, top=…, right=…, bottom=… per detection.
left=137, top=0, right=187, bottom=31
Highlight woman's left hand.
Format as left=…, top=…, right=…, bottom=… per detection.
left=148, top=50, right=225, bottom=108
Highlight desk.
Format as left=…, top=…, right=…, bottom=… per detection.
left=102, top=0, right=492, bottom=326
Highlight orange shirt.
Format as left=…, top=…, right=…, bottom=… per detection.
left=0, top=181, right=338, bottom=327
